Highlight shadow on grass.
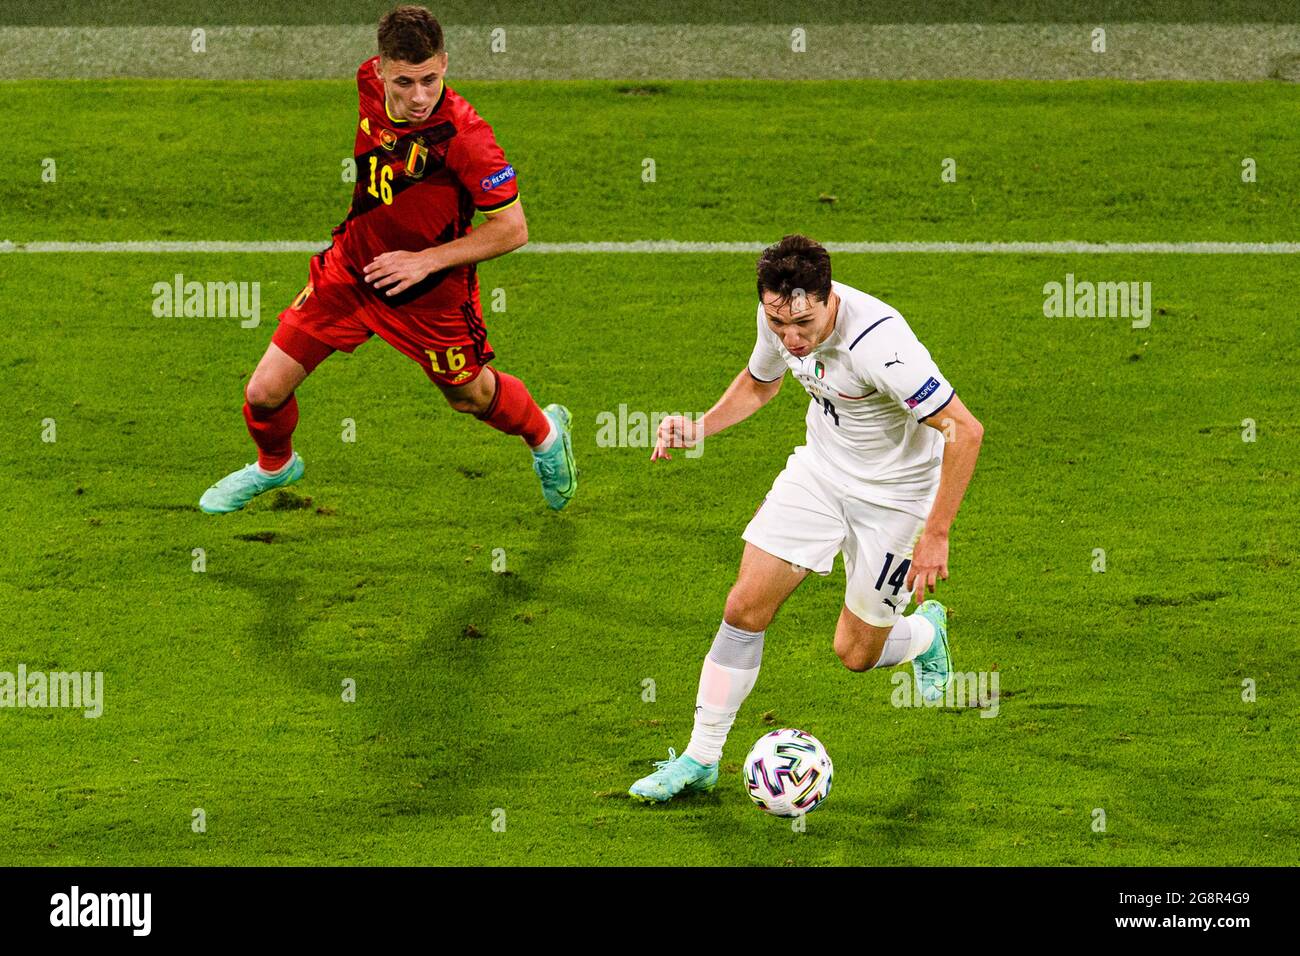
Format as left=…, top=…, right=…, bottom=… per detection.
left=360, top=517, right=579, bottom=834
left=214, top=509, right=579, bottom=856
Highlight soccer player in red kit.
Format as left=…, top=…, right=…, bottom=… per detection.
left=200, top=5, right=576, bottom=514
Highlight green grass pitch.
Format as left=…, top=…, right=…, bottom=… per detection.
left=4, top=1, right=1293, bottom=26
left=1, top=78, right=1297, bottom=865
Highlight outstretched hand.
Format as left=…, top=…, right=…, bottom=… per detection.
left=651, top=414, right=699, bottom=461
left=906, top=529, right=949, bottom=607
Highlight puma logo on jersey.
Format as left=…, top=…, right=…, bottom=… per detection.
left=885, top=353, right=904, bottom=368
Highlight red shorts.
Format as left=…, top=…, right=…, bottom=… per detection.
left=276, top=245, right=494, bottom=387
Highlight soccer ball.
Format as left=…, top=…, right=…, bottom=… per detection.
left=742, top=728, right=833, bottom=817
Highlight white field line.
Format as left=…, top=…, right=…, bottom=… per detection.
left=4, top=24, right=1300, bottom=81
left=1, top=240, right=1299, bottom=255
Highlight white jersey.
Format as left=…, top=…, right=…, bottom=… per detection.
left=747, top=280, right=955, bottom=507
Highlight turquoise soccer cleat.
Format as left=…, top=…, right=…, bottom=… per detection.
left=912, top=600, right=952, bottom=703
left=628, top=748, right=719, bottom=804
left=532, top=403, right=577, bottom=510
left=198, top=452, right=305, bottom=514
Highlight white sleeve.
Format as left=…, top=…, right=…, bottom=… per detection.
left=747, top=304, right=786, bottom=382
left=857, top=315, right=955, bottom=422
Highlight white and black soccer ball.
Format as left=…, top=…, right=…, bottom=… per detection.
left=743, top=728, right=833, bottom=817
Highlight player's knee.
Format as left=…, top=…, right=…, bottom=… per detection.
left=723, top=588, right=774, bottom=633
left=833, top=621, right=882, bottom=672
left=834, top=638, right=873, bottom=673
left=842, top=642, right=873, bottom=671
left=442, top=390, right=488, bottom=415
left=244, top=376, right=289, bottom=409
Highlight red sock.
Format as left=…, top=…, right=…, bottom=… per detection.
left=478, top=369, right=551, bottom=447
left=243, top=394, right=299, bottom=471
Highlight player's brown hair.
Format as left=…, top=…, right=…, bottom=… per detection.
left=378, top=5, right=445, bottom=62
left=756, top=234, right=833, bottom=305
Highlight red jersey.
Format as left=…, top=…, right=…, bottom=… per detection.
left=330, top=56, right=520, bottom=314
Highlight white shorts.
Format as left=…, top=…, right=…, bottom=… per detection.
left=742, top=450, right=932, bottom=627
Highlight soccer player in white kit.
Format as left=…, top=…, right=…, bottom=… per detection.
left=629, top=234, right=985, bottom=803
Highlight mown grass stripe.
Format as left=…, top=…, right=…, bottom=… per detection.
left=3, top=240, right=1298, bottom=254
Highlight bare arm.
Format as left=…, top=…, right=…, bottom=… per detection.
left=363, top=201, right=528, bottom=296
left=652, top=368, right=783, bottom=461
left=701, top=368, right=783, bottom=437
left=906, top=393, right=984, bottom=604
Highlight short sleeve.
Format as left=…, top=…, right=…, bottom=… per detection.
left=858, top=317, right=955, bottom=421
left=445, top=117, right=519, bottom=214
left=747, top=304, right=787, bottom=382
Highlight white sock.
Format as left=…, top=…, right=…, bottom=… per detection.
left=256, top=456, right=293, bottom=478
left=531, top=418, right=558, bottom=453
left=873, top=613, right=936, bottom=669
left=685, top=659, right=760, bottom=765
left=684, top=622, right=764, bottom=766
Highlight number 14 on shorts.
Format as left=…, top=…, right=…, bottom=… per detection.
left=875, top=551, right=912, bottom=599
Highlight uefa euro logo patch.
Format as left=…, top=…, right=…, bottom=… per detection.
left=905, top=376, right=940, bottom=408
left=480, top=165, right=516, bottom=191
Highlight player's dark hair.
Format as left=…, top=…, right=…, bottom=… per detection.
left=378, top=5, right=445, bottom=62
left=756, top=234, right=832, bottom=306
